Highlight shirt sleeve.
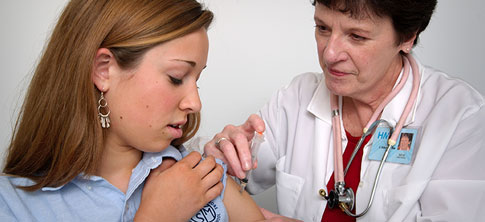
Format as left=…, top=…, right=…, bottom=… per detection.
left=215, top=158, right=228, bottom=199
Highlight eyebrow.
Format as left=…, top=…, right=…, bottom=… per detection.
left=348, top=27, right=371, bottom=35
left=314, top=17, right=324, bottom=25
left=314, top=16, right=371, bottom=34
left=171, top=59, right=207, bottom=69
left=314, top=17, right=332, bottom=30
left=172, top=59, right=196, bottom=67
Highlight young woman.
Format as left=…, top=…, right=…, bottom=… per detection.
left=0, top=0, right=263, bottom=221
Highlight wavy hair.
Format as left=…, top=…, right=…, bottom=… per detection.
left=4, top=0, right=213, bottom=191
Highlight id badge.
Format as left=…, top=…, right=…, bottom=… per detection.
left=368, top=126, right=418, bottom=164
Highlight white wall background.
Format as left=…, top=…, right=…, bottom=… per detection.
left=1, top=0, right=484, bottom=214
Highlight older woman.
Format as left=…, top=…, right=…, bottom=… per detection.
left=204, top=0, right=485, bottom=221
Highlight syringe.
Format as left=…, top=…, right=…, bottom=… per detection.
left=239, top=131, right=265, bottom=193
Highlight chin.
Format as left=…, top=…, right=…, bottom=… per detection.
left=141, top=141, right=172, bottom=153
left=325, top=81, right=347, bottom=96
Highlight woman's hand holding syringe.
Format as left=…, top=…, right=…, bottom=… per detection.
left=203, top=114, right=266, bottom=179
left=239, top=131, right=265, bottom=193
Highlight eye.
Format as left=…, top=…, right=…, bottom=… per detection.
left=169, top=76, right=183, bottom=85
left=315, top=25, right=328, bottom=33
left=350, top=33, right=367, bottom=41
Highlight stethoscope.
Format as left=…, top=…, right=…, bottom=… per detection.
left=319, top=54, right=421, bottom=217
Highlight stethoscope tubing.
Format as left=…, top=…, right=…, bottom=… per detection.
left=327, top=54, right=421, bottom=217
left=342, top=119, right=392, bottom=217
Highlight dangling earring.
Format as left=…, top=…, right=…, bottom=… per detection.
left=98, top=92, right=111, bottom=129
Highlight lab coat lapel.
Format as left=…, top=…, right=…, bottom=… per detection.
left=307, top=77, right=332, bottom=124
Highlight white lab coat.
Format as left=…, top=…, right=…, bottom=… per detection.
left=247, top=58, right=485, bottom=221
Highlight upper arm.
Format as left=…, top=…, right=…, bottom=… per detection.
left=223, top=176, right=264, bottom=221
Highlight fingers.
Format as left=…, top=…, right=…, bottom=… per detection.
left=232, top=133, right=253, bottom=172
left=259, top=207, right=303, bottom=222
left=203, top=136, right=227, bottom=161
left=148, top=152, right=202, bottom=183
left=241, top=114, right=265, bottom=136
left=217, top=133, right=248, bottom=179
left=194, top=156, right=224, bottom=201
left=204, top=130, right=243, bottom=178
left=193, top=155, right=218, bottom=179
left=260, top=207, right=275, bottom=219
left=204, top=114, right=266, bottom=179
left=140, top=153, right=225, bottom=221
left=181, top=152, right=224, bottom=195
left=178, top=151, right=202, bottom=168
left=205, top=181, right=223, bottom=201
left=150, top=157, right=177, bottom=176
left=199, top=163, right=223, bottom=189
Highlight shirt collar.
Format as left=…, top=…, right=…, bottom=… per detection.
left=142, top=145, right=183, bottom=169
left=307, top=57, right=423, bottom=127
left=307, top=76, right=332, bottom=124
left=41, top=145, right=184, bottom=191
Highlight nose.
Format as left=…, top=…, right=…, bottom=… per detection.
left=322, top=35, right=348, bottom=65
left=179, top=83, right=202, bottom=113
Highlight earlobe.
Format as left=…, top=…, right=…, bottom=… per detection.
left=92, top=48, right=115, bottom=92
left=401, top=34, right=417, bottom=54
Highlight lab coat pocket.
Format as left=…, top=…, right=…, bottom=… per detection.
left=383, top=181, right=427, bottom=220
left=275, top=156, right=305, bottom=217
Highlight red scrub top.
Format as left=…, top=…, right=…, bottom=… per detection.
left=321, top=131, right=372, bottom=222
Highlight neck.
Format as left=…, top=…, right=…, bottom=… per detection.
left=342, top=56, right=404, bottom=136
left=97, top=139, right=142, bottom=193
left=357, top=56, right=403, bottom=111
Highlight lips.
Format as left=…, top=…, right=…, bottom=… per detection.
left=168, top=124, right=182, bottom=129
left=328, top=68, right=351, bottom=77
left=167, top=124, right=183, bottom=138
left=167, top=121, right=186, bottom=139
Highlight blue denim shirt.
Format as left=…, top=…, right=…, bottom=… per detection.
left=0, top=146, right=228, bottom=222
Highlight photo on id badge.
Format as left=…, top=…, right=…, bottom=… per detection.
left=368, top=126, right=418, bottom=165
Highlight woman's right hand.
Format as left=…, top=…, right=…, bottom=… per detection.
left=135, top=151, right=224, bottom=221
left=260, top=208, right=303, bottom=222
left=203, top=114, right=265, bottom=179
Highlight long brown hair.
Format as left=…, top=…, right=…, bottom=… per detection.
left=4, top=0, right=213, bottom=191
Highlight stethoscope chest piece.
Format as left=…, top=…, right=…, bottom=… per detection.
left=319, top=184, right=355, bottom=211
